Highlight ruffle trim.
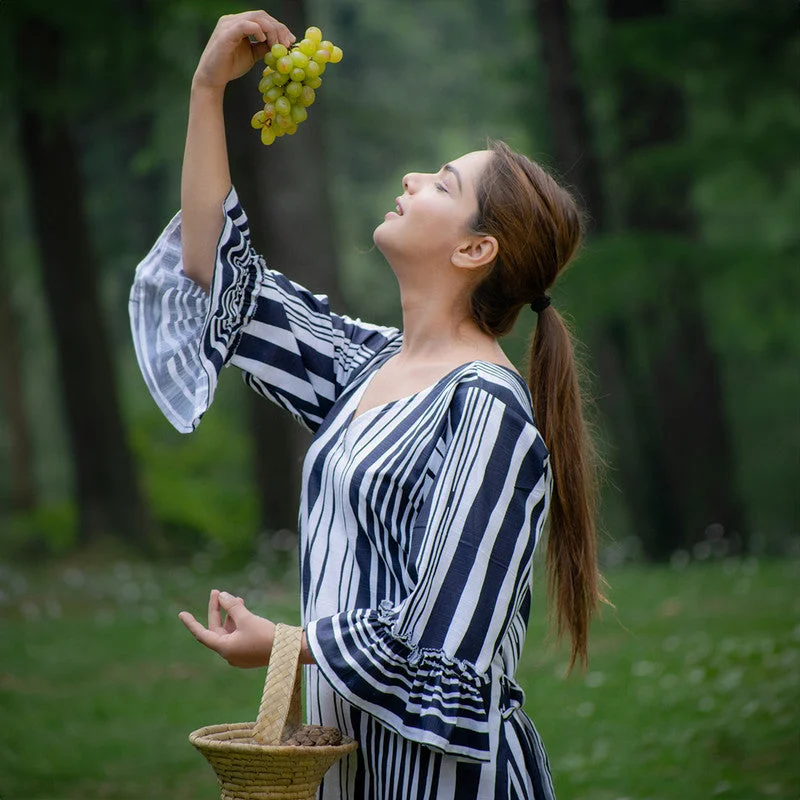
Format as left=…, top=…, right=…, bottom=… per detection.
left=376, top=600, right=489, bottom=690
left=200, top=189, right=266, bottom=376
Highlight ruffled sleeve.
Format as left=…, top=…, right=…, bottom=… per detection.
left=305, top=378, right=551, bottom=761
left=129, top=187, right=399, bottom=434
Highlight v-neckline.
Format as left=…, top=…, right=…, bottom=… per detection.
left=346, top=354, right=528, bottom=428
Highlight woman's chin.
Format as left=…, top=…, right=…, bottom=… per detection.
left=372, top=222, right=390, bottom=251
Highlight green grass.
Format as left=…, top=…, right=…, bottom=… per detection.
left=0, top=556, right=797, bottom=800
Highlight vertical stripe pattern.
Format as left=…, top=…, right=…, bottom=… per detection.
left=130, top=189, right=558, bottom=799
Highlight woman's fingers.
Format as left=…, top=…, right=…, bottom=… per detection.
left=179, top=610, right=222, bottom=652
left=207, top=588, right=222, bottom=630
left=244, top=9, right=295, bottom=48
left=218, top=591, right=247, bottom=623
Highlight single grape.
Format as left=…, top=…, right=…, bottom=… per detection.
left=285, top=81, right=303, bottom=99
left=271, top=43, right=288, bottom=59
left=305, top=60, right=321, bottom=79
left=263, top=53, right=277, bottom=69
left=304, top=75, right=322, bottom=89
left=298, top=86, right=316, bottom=107
left=263, top=103, right=277, bottom=122
left=276, top=55, right=293, bottom=74
left=320, top=40, right=334, bottom=53
left=272, top=72, right=289, bottom=86
left=290, top=50, right=309, bottom=69
left=305, top=26, right=322, bottom=45
left=261, top=125, right=276, bottom=145
left=258, top=74, right=275, bottom=94
left=251, top=110, right=266, bottom=129
left=298, top=38, right=317, bottom=57
left=312, top=49, right=330, bottom=64
left=285, top=120, right=299, bottom=135
left=262, top=66, right=273, bottom=77
left=275, top=96, right=291, bottom=116
left=290, top=67, right=306, bottom=82
left=290, top=104, right=308, bottom=124
left=274, top=113, right=291, bottom=130
left=266, top=86, right=284, bottom=103
left=329, top=45, right=343, bottom=63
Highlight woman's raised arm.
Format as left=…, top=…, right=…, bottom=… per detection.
left=181, top=11, right=295, bottom=291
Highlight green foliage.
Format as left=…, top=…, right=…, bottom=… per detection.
left=130, top=388, right=258, bottom=556
left=0, top=0, right=797, bottom=553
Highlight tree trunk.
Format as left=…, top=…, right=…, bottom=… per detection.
left=605, top=0, right=747, bottom=557
left=0, top=212, right=37, bottom=511
left=15, top=20, right=151, bottom=548
left=532, top=0, right=747, bottom=558
left=222, top=0, right=343, bottom=532
left=532, top=0, right=607, bottom=230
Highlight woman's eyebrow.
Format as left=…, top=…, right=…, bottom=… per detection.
left=441, top=164, right=463, bottom=196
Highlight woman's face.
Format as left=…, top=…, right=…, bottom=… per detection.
left=373, top=150, right=493, bottom=268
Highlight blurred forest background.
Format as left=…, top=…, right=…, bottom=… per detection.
left=1, top=0, right=797, bottom=564
left=0, top=1, right=798, bottom=798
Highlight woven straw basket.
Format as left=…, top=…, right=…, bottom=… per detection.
left=189, top=624, right=358, bottom=800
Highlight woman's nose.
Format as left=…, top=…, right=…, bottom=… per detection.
left=402, top=172, right=419, bottom=193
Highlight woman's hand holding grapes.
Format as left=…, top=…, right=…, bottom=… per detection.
left=192, top=10, right=295, bottom=92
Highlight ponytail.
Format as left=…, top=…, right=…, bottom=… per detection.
left=469, top=139, right=607, bottom=670
left=529, top=307, right=604, bottom=671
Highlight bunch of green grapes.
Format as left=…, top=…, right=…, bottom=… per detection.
left=250, top=26, right=343, bottom=145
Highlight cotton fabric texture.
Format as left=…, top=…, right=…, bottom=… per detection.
left=129, top=189, right=557, bottom=800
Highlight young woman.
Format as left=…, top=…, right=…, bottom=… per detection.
left=129, top=10, right=604, bottom=800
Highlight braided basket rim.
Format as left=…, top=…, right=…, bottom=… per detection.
left=189, top=722, right=358, bottom=756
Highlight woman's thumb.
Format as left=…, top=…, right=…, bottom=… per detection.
left=219, top=591, right=246, bottom=619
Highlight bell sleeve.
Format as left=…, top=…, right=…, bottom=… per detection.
left=305, top=380, right=551, bottom=761
left=129, top=187, right=398, bottom=434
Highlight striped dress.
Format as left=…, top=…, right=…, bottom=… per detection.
left=129, top=189, right=557, bottom=800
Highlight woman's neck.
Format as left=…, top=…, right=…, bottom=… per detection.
left=396, top=281, right=496, bottom=362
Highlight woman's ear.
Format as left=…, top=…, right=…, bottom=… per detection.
left=451, top=235, right=498, bottom=271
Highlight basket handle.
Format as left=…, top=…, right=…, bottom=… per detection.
left=252, top=623, right=303, bottom=745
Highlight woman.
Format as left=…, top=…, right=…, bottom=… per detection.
left=130, top=10, right=604, bottom=800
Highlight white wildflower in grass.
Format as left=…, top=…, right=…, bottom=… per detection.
left=659, top=673, right=679, bottom=691
left=740, top=700, right=759, bottom=718
left=698, top=695, right=716, bottom=712
left=585, top=671, right=605, bottom=688
left=61, top=566, right=85, bottom=589
left=661, top=635, right=681, bottom=652
left=670, top=549, right=690, bottom=570
left=93, top=608, right=115, bottom=627
left=45, top=598, right=62, bottom=619
left=118, top=581, right=142, bottom=604
left=113, top=561, right=133, bottom=581
left=590, top=738, right=610, bottom=763
left=687, top=667, right=706, bottom=684
left=631, top=660, right=660, bottom=677
left=140, top=607, right=159, bottom=624
left=21, top=600, right=40, bottom=620
left=693, top=541, right=712, bottom=560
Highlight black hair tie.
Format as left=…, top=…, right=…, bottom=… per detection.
left=530, top=295, right=551, bottom=314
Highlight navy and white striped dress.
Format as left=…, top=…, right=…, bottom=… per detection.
left=130, top=189, right=557, bottom=800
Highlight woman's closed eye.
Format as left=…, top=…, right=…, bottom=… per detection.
left=435, top=181, right=448, bottom=192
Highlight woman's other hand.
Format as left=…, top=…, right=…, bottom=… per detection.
left=193, top=11, right=295, bottom=91
left=179, top=589, right=276, bottom=668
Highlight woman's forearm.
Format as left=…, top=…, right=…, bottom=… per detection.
left=176, top=12, right=292, bottom=291
left=180, top=82, right=230, bottom=292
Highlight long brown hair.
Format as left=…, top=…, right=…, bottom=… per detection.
left=469, top=140, right=605, bottom=670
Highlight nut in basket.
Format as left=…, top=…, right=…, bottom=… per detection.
left=189, top=623, right=358, bottom=800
